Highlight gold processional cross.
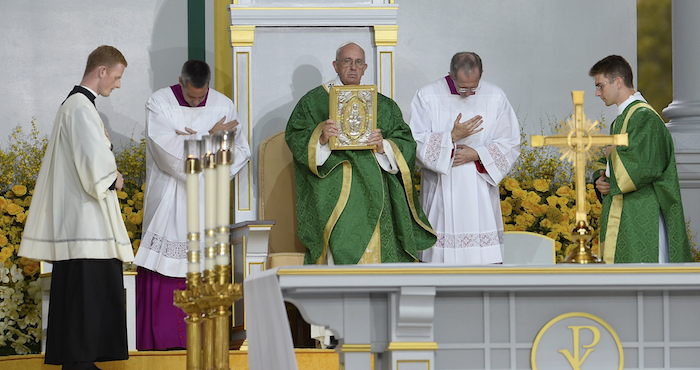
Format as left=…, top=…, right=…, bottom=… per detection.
left=531, top=91, right=628, bottom=263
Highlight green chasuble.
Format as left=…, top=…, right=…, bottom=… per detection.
left=599, top=100, right=691, bottom=263
left=285, top=84, right=436, bottom=265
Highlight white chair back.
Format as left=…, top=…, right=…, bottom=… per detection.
left=502, top=231, right=556, bottom=264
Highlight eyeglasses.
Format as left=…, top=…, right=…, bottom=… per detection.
left=337, top=58, right=366, bottom=68
left=595, top=81, right=609, bottom=91
left=457, top=87, right=478, bottom=94
left=451, top=76, right=478, bottom=94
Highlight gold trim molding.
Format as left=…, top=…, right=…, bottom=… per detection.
left=232, top=7, right=397, bottom=11
left=277, top=266, right=700, bottom=276
left=373, top=25, right=399, bottom=46
left=230, top=25, right=255, bottom=47
left=40, top=271, right=138, bottom=278
left=387, top=342, right=438, bottom=351
left=340, top=344, right=372, bottom=352
left=397, top=359, right=430, bottom=369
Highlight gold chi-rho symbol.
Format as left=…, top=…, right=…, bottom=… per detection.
left=531, top=312, right=623, bottom=370
left=558, top=325, right=600, bottom=370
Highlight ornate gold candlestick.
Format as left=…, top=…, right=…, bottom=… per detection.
left=174, top=272, right=204, bottom=370
left=174, top=140, right=204, bottom=369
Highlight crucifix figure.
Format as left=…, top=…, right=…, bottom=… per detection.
left=531, top=91, right=628, bottom=263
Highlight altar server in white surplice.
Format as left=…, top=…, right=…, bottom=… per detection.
left=134, top=60, right=250, bottom=350
left=409, top=52, right=520, bottom=264
left=19, top=45, right=133, bottom=369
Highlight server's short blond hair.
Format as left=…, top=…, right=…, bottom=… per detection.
left=84, top=45, right=127, bottom=76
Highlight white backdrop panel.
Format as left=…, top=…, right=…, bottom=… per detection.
left=0, top=0, right=187, bottom=148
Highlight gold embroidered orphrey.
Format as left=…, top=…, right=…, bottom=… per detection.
left=329, top=84, right=378, bottom=150
left=530, top=91, right=628, bottom=264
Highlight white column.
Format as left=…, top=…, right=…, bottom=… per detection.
left=386, top=286, right=436, bottom=370
left=373, top=25, right=398, bottom=99
left=230, top=221, right=274, bottom=328
left=663, top=0, right=700, bottom=245
left=231, top=25, right=256, bottom=223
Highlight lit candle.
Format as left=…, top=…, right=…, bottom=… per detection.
left=201, top=135, right=217, bottom=272
left=184, top=139, right=201, bottom=274
left=214, top=130, right=235, bottom=266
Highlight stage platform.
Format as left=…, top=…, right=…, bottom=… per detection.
left=0, top=349, right=339, bottom=370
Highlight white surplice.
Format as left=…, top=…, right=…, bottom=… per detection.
left=134, top=87, right=251, bottom=277
left=19, top=93, right=134, bottom=262
left=409, top=78, right=520, bottom=264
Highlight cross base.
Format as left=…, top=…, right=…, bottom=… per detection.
left=563, top=221, right=603, bottom=264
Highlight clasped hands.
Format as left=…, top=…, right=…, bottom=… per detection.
left=595, top=146, right=616, bottom=195
left=451, top=113, right=483, bottom=167
left=319, top=119, right=385, bottom=154
left=175, top=116, right=239, bottom=136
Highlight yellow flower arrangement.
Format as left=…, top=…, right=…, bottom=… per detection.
left=114, top=139, right=147, bottom=257
left=504, top=179, right=600, bottom=258
left=0, top=176, right=41, bottom=354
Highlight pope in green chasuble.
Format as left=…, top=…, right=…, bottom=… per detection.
left=599, top=100, right=691, bottom=263
left=285, top=82, right=436, bottom=265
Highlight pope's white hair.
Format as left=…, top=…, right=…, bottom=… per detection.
left=335, top=42, right=365, bottom=61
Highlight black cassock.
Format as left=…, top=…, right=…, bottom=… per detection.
left=44, top=258, right=128, bottom=365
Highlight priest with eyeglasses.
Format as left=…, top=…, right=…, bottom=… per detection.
left=409, top=52, right=521, bottom=265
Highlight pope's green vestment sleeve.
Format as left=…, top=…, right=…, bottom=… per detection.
left=599, top=101, right=691, bottom=263
left=285, top=86, right=436, bottom=265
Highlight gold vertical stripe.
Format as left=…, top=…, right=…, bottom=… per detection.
left=387, top=140, right=436, bottom=236
left=358, top=222, right=382, bottom=264
left=613, top=102, right=658, bottom=194
left=611, top=150, right=635, bottom=193
left=234, top=51, right=252, bottom=211
left=379, top=51, right=383, bottom=95
left=305, top=121, right=353, bottom=264
left=603, top=194, right=624, bottom=263
left=317, top=162, right=352, bottom=264
left=389, top=51, right=394, bottom=98
left=214, top=0, right=233, bottom=98
left=379, top=51, right=395, bottom=99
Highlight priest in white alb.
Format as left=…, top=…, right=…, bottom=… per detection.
left=409, top=52, right=520, bottom=264
left=133, top=60, right=250, bottom=350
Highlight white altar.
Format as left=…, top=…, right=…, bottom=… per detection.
left=250, top=264, right=700, bottom=370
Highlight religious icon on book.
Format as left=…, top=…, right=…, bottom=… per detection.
left=329, top=85, right=378, bottom=150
